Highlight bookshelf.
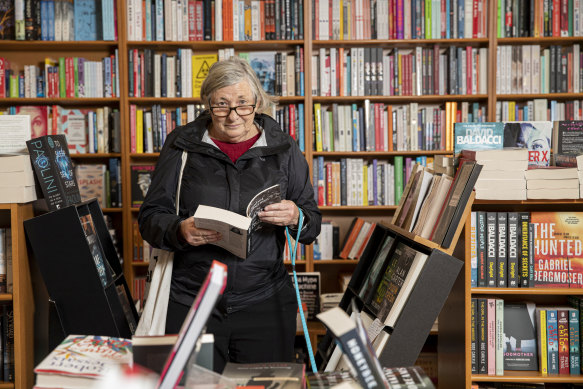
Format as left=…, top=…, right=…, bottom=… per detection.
left=439, top=200, right=583, bottom=388
left=0, top=203, right=34, bottom=389
left=1, top=0, right=583, bottom=385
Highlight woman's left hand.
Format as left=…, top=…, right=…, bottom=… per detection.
left=258, top=200, right=299, bottom=227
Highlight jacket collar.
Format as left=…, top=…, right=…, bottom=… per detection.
left=173, top=111, right=291, bottom=157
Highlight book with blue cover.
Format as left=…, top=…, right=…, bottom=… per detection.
left=245, top=51, right=276, bottom=95
left=454, top=122, right=504, bottom=155
left=74, top=0, right=99, bottom=40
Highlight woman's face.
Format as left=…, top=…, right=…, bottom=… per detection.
left=208, top=81, right=258, bottom=143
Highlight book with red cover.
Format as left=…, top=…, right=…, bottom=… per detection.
left=530, top=212, right=583, bottom=288
left=558, top=309, right=570, bottom=374
left=339, top=217, right=365, bottom=259
left=158, top=260, right=227, bottom=389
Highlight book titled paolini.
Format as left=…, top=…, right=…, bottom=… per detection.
left=26, top=134, right=81, bottom=211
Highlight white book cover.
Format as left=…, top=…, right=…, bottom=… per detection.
left=251, top=0, right=259, bottom=40
left=281, top=52, right=288, bottom=96
left=575, top=45, right=581, bottom=93
left=357, top=48, right=365, bottom=96
left=344, top=105, right=352, bottom=151
left=167, top=56, right=175, bottom=98
left=330, top=48, right=337, bottom=96
left=136, top=0, right=143, bottom=40
left=154, top=53, right=161, bottom=97
left=145, top=112, right=153, bottom=153
left=319, top=48, right=327, bottom=96
left=496, top=46, right=501, bottom=94
left=286, top=55, right=295, bottom=96
left=176, top=0, right=183, bottom=41
left=410, top=103, right=418, bottom=151
left=233, top=0, right=240, bottom=41
left=311, top=55, right=319, bottom=95
left=479, top=47, right=488, bottom=94
left=522, top=45, right=531, bottom=94
left=461, top=49, right=467, bottom=95
left=531, top=45, right=541, bottom=94
left=464, top=0, right=473, bottom=38
left=351, top=48, right=358, bottom=96
left=319, top=0, right=329, bottom=40
left=471, top=48, right=478, bottom=94
left=332, top=0, right=340, bottom=39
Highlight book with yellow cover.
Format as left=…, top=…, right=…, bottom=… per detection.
left=192, top=54, right=218, bottom=98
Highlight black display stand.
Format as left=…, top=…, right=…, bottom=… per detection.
left=24, top=199, right=138, bottom=340
left=315, top=222, right=464, bottom=369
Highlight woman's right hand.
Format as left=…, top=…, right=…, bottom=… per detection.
left=179, top=217, right=222, bottom=246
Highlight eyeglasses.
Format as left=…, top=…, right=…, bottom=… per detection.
left=209, top=104, right=256, bottom=117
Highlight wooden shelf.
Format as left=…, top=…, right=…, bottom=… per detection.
left=0, top=294, right=13, bottom=301
left=126, top=40, right=305, bottom=49
left=0, top=40, right=118, bottom=51
left=474, top=199, right=583, bottom=205
left=312, top=38, right=489, bottom=47
left=70, top=153, right=122, bottom=159
left=312, top=95, right=488, bottom=103
left=312, top=150, right=453, bottom=157
left=0, top=383, right=15, bottom=389
left=318, top=205, right=397, bottom=211
left=131, top=262, right=150, bottom=267
left=128, top=96, right=305, bottom=104
left=471, top=287, right=583, bottom=295
left=497, top=36, right=583, bottom=44
left=0, top=98, right=120, bottom=105
left=495, top=93, right=583, bottom=101
left=313, top=259, right=359, bottom=264
left=472, top=371, right=583, bottom=383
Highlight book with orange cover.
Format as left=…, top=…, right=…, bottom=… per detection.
left=339, top=217, right=365, bottom=259
left=353, top=222, right=377, bottom=260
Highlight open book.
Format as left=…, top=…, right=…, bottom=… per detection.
left=193, top=184, right=282, bottom=259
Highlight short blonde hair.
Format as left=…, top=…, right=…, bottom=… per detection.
left=200, top=57, right=275, bottom=114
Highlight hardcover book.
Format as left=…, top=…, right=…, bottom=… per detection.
left=552, top=121, right=583, bottom=167
left=130, top=164, right=155, bottom=208
left=34, top=335, right=132, bottom=389
left=158, top=260, right=227, bottom=389
left=75, top=164, right=107, bottom=208
left=26, top=135, right=81, bottom=211
left=503, top=302, right=538, bottom=371
left=453, top=122, right=504, bottom=155
left=192, top=54, right=218, bottom=97
left=503, top=121, right=553, bottom=167
left=193, top=184, right=281, bottom=259
left=245, top=51, right=277, bottom=95
left=530, top=212, right=583, bottom=288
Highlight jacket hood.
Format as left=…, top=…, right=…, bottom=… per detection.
left=172, top=111, right=291, bottom=157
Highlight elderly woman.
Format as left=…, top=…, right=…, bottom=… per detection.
left=138, top=57, right=321, bottom=372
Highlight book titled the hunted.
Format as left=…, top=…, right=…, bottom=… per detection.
left=26, top=135, right=81, bottom=211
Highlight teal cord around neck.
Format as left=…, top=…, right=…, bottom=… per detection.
left=286, top=209, right=317, bottom=373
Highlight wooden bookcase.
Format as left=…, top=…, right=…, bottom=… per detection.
left=1, top=0, right=583, bottom=386
left=439, top=200, right=583, bottom=388
left=0, top=204, right=34, bottom=389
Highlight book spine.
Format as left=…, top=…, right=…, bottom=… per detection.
left=478, top=298, right=487, bottom=374
left=540, top=309, right=549, bottom=374
left=496, top=212, right=508, bottom=287
left=471, top=298, right=478, bottom=373
left=486, top=212, right=497, bottom=287
left=487, top=298, right=496, bottom=375
left=570, top=308, right=580, bottom=375
left=477, top=211, right=487, bottom=287
left=519, top=212, right=530, bottom=287
left=507, top=212, right=520, bottom=288
left=558, top=309, right=570, bottom=374
left=547, top=309, right=559, bottom=374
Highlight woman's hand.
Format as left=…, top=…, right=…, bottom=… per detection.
left=258, top=200, right=299, bottom=227
left=179, top=217, right=222, bottom=246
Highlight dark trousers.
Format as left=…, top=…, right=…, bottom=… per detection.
left=166, top=281, right=298, bottom=373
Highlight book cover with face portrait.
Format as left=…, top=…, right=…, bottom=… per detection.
left=503, top=121, right=553, bottom=167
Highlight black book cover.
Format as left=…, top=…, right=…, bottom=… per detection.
left=550, top=45, right=556, bottom=93
left=26, top=135, right=81, bottom=211
left=497, top=212, right=508, bottom=288
left=439, top=161, right=483, bottom=248
left=477, top=211, right=487, bottom=287
left=504, top=302, right=538, bottom=370
left=507, top=212, right=520, bottom=288
left=0, top=0, right=14, bottom=40
left=131, top=165, right=155, bottom=208
left=528, top=222, right=535, bottom=287
left=486, top=212, right=497, bottom=287
left=471, top=298, right=478, bottom=374
left=519, top=212, right=530, bottom=287
left=478, top=298, right=487, bottom=374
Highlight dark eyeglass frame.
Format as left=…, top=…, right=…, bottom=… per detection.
left=209, top=104, right=257, bottom=117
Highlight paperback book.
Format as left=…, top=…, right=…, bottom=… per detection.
left=453, top=122, right=504, bottom=155
left=503, top=121, right=553, bottom=167
left=193, top=184, right=281, bottom=259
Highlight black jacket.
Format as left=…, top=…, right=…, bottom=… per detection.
left=138, top=112, right=321, bottom=313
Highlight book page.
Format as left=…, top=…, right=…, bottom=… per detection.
left=246, top=184, right=282, bottom=231
left=0, top=115, right=31, bottom=154
left=194, top=205, right=251, bottom=259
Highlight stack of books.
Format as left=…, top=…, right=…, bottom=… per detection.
left=525, top=167, right=580, bottom=200
left=0, top=154, right=37, bottom=203
left=460, top=148, right=528, bottom=200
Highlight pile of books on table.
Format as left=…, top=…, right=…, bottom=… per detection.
left=0, top=154, right=37, bottom=203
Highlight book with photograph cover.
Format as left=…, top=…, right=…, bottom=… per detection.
left=531, top=212, right=583, bottom=288
left=503, top=121, right=553, bottom=167
left=26, top=134, right=81, bottom=211
left=78, top=208, right=114, bottom=287
left=193, top=184, right=281, bottom=259
left=244, top=51, right=277, bottom=95
left=130, top=165, right=155, bottom=208
left=503, top=302, right=538, bottom=371
left=454, top=122, right=504, bottom=155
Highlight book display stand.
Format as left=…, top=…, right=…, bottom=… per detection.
left=24, top=199, right=138, bottom=342
left=315, top=193, right=474, bottom=369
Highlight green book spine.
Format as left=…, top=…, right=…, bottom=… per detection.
left=425, top=0, right=431, bottom=39
left=9, top=75, right=18, bottom=97
left=498, top=0, right=504, bottom=37
left=394, top=155, right=403, bottom=204
left=59, top=57, right=66, bottom=98
left=73, top=57, right=79, bottom=98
